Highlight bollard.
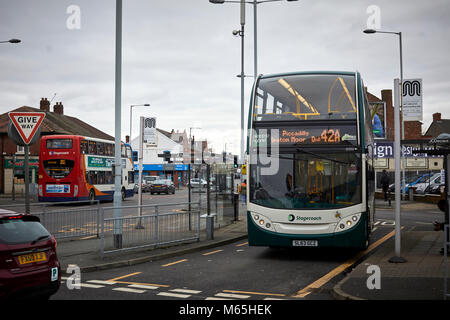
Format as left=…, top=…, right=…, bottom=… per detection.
left=409, top=188, right=414, bottom=201
left=206, top=215, right=214, bottom=240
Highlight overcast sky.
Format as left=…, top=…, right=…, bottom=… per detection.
left=1, top=0, right=449, bottom=155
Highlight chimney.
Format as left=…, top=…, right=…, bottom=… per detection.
left=40, top=98, right=50, bottom=112
left=433, top=112, right=441, bottom=122
left=53, top=102, right=64, bottom=115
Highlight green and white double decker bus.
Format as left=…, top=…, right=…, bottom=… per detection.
left=247, top=71, right=375, bottom=249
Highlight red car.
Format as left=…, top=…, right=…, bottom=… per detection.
left=0, top=210, right=60, bottom=299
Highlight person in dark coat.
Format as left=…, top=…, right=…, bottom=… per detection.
left=380, top=170, right=390, bottom=201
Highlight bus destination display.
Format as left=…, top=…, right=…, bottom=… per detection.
left=253, top=125, right=357, bottom=146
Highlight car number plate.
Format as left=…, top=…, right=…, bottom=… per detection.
left=18, top=252, right=47, bottom=265
left=292, top=240, right=318, bottom=247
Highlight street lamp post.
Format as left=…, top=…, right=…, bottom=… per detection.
left=188, top=127, right=201, bottom=223
left=364, top=28, right=406, bottom=263
left=113, top=0, right=123, bottom=249
left=209, top=0, right=298, bottom=167
left=129, top=104, right=150, bottom=142
left=209, top=0, right=298, bottom=78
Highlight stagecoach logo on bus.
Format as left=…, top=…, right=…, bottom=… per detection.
left=49, top=151, right=69, bottom=156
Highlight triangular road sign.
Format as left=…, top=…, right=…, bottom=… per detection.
left=8, top=112, right=46, bottom=145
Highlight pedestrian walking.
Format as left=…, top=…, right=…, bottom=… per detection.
left=240, top=180, right=247, bottom=204
left=380, top=170, right=390, bottom=201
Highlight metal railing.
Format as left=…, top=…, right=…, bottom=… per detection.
left=0, top=200, right=101, bottom=240
left=100, top=201, right=201, bottom=257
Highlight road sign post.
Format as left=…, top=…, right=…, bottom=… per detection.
left=7, top=112, right=46, bottom=213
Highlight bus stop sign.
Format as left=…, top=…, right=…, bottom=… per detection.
left=8, top=112, right=46, bottom=145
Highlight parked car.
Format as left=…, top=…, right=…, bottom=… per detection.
left=389, top=173, right=431, bottom=194
left=0, top=210, right=60, bottom=299
left=150, top=179, right=175, bottom=194
left=142, top=176, right=159, bottom=192
left=189, top=178, right=207, bottom=188
left=424, top=182, right=445, bottom=195
left=414, top=173, right=442, bottom=194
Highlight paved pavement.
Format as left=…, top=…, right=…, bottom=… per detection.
left=54, top=200, right=448, bottom=300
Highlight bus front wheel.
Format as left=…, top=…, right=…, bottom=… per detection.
left=121, top=188, right=126, bottom=201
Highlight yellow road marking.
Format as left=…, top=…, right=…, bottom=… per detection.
left=293, top=229, right=397, bottom=298
left=203, top=249, right=223, bottom=256
left=161, top=259, right=188, bottom=267
left=236, top=242, right=248, bottom=247
left=223, top=289, right=285, bottom=297
left=107, top=272, right=142, bottom=282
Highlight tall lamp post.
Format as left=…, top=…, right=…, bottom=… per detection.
left=364, top=28, right=406, bottom=263
left=113, top=0, right=123, bottom=249
left=129, top=104, right=150, bottom=142
left=209, top=0, right=298, bottom=166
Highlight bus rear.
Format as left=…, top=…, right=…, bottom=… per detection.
left=38, top=135, right=83, bottom=202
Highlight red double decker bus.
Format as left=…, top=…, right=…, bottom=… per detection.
left=38, top=135, right=135, bottom=202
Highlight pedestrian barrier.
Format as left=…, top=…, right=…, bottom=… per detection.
left=100, top=201, right=201, bottom=257
left=0, top=200, right=101, bottom=240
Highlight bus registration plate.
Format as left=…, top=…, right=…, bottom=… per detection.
left=292, top=240, right=318, bottom=247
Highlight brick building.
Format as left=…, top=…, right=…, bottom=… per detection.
left=0, top=98, right=113, bottom=194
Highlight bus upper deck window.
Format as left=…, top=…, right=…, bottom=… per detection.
left=88, top=141, right=97, bottom=155
left=97, top=143, right=105, bottom=156
left=80, top=140, right=88, bottom=154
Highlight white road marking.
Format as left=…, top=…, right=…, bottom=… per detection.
left=79, top=283, right=105, bottom=289
left=170, top=288, right=202, bottom=294
left=205, top=297, right=232, bottom=300
left=158, top=292, right=191, bottom=299
left=128, top=284, right=159, bottom=290
left=112, top=287, right=147, bottom=294
left=215, top=292, right=250, bottom=299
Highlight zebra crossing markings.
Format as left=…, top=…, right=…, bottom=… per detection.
left=113, top=287, right=147, bottom=294
left=158, top=292, right=192, bottom=299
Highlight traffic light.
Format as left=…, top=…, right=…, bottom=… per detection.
left=233, top=155, right=238, bottom=168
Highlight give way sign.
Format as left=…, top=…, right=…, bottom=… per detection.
left=8, top=112, right=46, bottom=145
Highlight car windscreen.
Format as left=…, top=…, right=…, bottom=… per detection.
left=0, top=216, right=50, bottom=245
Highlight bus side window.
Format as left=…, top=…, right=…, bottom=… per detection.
left=105, top=171, right=113, bottom=184
left=88, top=141, right=97, bottom=155
left=80, top=140, right=88, bottom=154
left=98, top=171, right=105, bottom=184
left=97, top=143, right=105, bottom=156
left=104, top=144, right=111, bottom=156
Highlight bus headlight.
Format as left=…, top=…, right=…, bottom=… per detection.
left=251, top=212, right=274, bottom=232
left=335, top=213, right=361, bottom=233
